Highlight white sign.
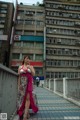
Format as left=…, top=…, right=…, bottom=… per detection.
left=0, top=113, right=7, bottom=120
left=14, top=35, right=20, bottom=40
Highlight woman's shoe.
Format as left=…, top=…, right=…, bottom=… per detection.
left=23, top=117, right=28, bottom=120
left=23, top=113, right=28, bottom=120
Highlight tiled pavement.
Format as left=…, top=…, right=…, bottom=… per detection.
left=13, top=87, right=80, bottom=120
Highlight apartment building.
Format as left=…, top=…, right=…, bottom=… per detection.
left=10, top=3, right=45, bottom=80
left=44, top=0, right=80, bottom=79
left=0, top=1, right=14, bottom=66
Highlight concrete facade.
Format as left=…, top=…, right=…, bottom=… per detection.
left=44, top=0, right=80, bottom=79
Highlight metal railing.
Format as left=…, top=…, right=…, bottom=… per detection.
left=44, top=77, right=80, bottom=106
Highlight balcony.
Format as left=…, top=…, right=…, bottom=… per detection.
left=58, top=6, right=66, bottom=10
left=75, top=40, right=80, bottom=45
left=74, top=22, right=80, bottom=27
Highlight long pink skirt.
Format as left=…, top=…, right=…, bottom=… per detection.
left=17, top=84, right=38, bottom=116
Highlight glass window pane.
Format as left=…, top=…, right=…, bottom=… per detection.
left=36, top=54, right=43, bottom=60
left=12, top=53, right=20, bottom=59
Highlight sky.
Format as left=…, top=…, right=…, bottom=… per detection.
left=0, top=0, right=43, bottom=5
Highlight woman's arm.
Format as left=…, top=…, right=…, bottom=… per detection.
left=31, top=66, right=35, bottom=76
left=27, top=65, right=35, bottom=76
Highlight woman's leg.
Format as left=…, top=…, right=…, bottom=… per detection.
left=23, top=93, right=30, bottom=120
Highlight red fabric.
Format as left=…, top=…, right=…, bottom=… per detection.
left=17, top=68, right=38, bottom=116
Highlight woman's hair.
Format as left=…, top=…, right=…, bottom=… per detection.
left=22, top=55, right=30, bottom=65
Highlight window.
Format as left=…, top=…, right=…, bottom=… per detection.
left=25, top=20, right=34, bottom=25
left=24, top=30, right=34, bottom=35
left=36, top=21, right=43, bottom=26
left=50, top=49, right=53, bottom=54
left=69, top=60, right=73, bottom=66
left=53, top=60, right=57, bottom=66
left=73, top=60, right=77, bottom=67
left=70, top=72, right=74, bottom=78
left=57, top=49, right=61, bottom=55
left=51, top=72, right=54, bottom=78
left=74, top=73, right=78, bottom=78
left=35, top=42, right=43, bottom=48
left=46, top=60, right=51, bottom=66
left=59, top=72, right=62, bottom=78
left=35, top=67, right=43, bottom=75
left=36, top=12, right=43, bottom=16
left=18, top=10, right=24, bottom=14
left=15, top=30, right=22, bottom=35
left=65, top=60, right=69, bottom=66
left=35, top=54, right=43, bottom=60
left=55, top=72, right=58, bottom=78
left=61, top=60, right=65, bottom=66
left=17, top=20, right=23, bottom=24
left=46, top=72, right=51, bottom=78
left=36, top=31, right=43, bottom=35
left=22, top=54, right=33, bottom=60
left=13, top=42, right=21, bottom=47
left=1, top=4, right=7, bottom=7
left=1, top=8, right=7, bottom=13
left=23, top=42, right=34, bottom=47
left=12, top=53, right=20, bottom=59
left=0, top=30, right=3, bottom=35
left=53, top=49, right=57, bottom=54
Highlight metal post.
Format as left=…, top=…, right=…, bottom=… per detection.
left=54, top=78, right=56, bottom=93
left=63, top=77, right=67, bottom=98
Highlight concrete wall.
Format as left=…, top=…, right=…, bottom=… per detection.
left=0, top=64, right=18, bottom=120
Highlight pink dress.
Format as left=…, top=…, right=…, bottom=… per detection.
left=17, top=66, right=38, bottom=117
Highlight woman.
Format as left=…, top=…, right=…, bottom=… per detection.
left=17, top=55, right=38, bottom=120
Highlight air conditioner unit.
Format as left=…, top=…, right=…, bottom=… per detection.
left=58, top=5, right=65, bottom=10
left=75, top=22, right=80, bottom=26
left=65, top=48, right=69, bottom=51
left=53, top=29, right=57, bottom=33
left=49, top=31, right=52, bottom=33
left=17, top=16, right=20, bottom=20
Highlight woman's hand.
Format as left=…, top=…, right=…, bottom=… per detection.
left=27, top=65, right=35, bottom=76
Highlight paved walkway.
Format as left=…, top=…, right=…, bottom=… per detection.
left=13, top=87, right=80, bottom=120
